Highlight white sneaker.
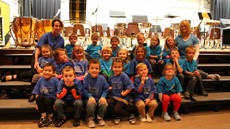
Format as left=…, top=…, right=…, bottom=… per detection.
left=139, top=115, right=147, bottom=122
left=162, top=112, right=171, bottom=122
left=210, top=74, right=221, bottom=81
left=98, top=119, right=105, bottom=126
left=88, top=118, right=95, bottom=128
left=114, top=117, right=120, bottom=125
left=146, top=113, right=153, bottom=123
left=173, top=111, right=181, bottom=121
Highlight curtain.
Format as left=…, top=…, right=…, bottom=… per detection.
left=23, top=0, right=61, bottom=19
left=213, top=0, right=230, bottom=20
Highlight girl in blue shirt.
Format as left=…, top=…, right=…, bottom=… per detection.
left=85, top=32, right=102, bottom=60
left=156, top=64, right=183, bottom=121
left=133, top=63, right=158, bottom=123
left=148, top=36, right=164, bottom=77
left=32, top=63, right=59, bottom=127
left=110, top=36, right=120, bottom=57
left=117, top=48, right=131, bottom=76
left=65, top=33, right=78, bottom=58
left=107, top=57, right=136, bottom=125
left=162, top=36, right=178, bottom=64
left=71, top=45, right=88, bottom=81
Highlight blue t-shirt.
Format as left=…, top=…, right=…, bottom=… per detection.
left=175, top=34, right=199, bottom=59
left=99, top=58, right=113, bottom=76
left=82, top=74, right=109, bottom=100
left=111, top=46, right=120, bottom=57
left=130, top=58, right=153, bottom=75
left=108, top=72, right=134, bottom=101
left=36, top=32, right=64, bottom=50
left=65, top=44, right=75, bottom=58
left=56, top=79, right=83, bottom=102
left=148, top=45, right=162, bottom=60
left=183, top=59, right=197, bottom=72
left=85, top=44, right=102, bottom=59
left=156, top=76, right=183, bottom=94
left=32, top=77, right=59, bottom=99
left=133, top=76, right=156, bottom=102
left=38, top=56, right=55, bottom=68
left=71, top=59, right=88, bottom=76
left=123, top=61, right=131, bottom=75
left=54, top=60, right=73, bottom=75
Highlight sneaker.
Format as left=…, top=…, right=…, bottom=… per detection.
left=201, top=90, right=208, bottom=97
left=45, top=117, right=54, bottom=126
left=184, top=92, right=190, bottom=100
left=54, top=119, right=66, bottom=127
left=146, top=113, right=153, bottom=123
left=88, top=118, right=95, bottom=128
left=162, top=112, right=171, bottom=122
left=173, top=111, right=181, bottom=121
left=129, top=114, right=136, bottom=124
left=38, top=117, right=47, bottom=128
left=98, top=119, right=105, bottom=126
left=28, top=94, right=35, bottom=102
left=210, top=74, right=221, bottom=81
left=73, top=118, right=80, bottom=127
left=114, top=117, right=120, bottom=125
left=139, top=115, right=147, bottom=122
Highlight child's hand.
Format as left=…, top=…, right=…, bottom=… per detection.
left=158, top=93, right=163, bottom=102
left=88, top=97, right=96, bottom=104
left=194, top=70, right=200, bottom=77
left=99, top=97, right=107, bottom=104
left=109, top=86, right=112, bottom=91
left=145, top=98, right=151, bottom=105
left=141, top=76, right=147, bottom=83
left=35, top=104, right=38, bottom=110
left=165, top=55, right=170, bottom=59
left=37, top=67, right=43, bottom=73
left=121, top=90, right=126, bottom=96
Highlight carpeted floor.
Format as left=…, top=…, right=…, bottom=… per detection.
left=0, top=109, right=230, bottom=129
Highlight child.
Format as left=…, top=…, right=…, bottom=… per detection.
left=162, top=36, right=178, bottom=64
left=53, top=48, right=73, bottom=79
left=130, top=32, right=150, bottom=59
left=117, top=48, right=131, bottom=76
left=85, top=32, right=102, bottom=60
left=110, top=36, right=120, bottom=57
left=183, top=46, right=208, bottom=99
left=65, top=33, right=78, bottom=58
left=99, top=46, right=113, bottom=80
left=31, top=63, right=59, bottom=127
left=71, top=45, right=88, bottom=81
left=133, top=63, right=158, bottom=123
left=156, top=64, right=183, bottom=121
left=82, top=59, right=109, bottom=128
left=170, top=48, right=185, bottom=88
left=55, top=66, right=83, bottom=127
left=130, top=46, right=153, bottom=78
left=107, top=57, right=136, bottom=125
left=148, top=36, right=164, bottom=77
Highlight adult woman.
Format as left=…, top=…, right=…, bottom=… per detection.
left=175, top=20, right=200, bottom=60
left=34, top=19, right=64, bottom=70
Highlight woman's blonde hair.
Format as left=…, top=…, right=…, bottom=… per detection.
left=179, top=20, right=191, bottom=34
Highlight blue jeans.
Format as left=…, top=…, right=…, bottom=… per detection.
left=86, top=100, right=108, bottom=120
left=55, top=99, right=83, bottom=120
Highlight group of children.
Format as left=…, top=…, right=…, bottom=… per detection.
left=2, top=31, right=221, bottom=128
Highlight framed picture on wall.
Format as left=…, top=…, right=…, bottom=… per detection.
left=0, top=16, right=4, bottom=46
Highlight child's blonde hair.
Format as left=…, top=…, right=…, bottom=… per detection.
left=162, top=63, right=176, bottom=76
left=136, top=63, right=148, bottom=72
left=136, top=32, right=145, bottom=40
left=62, top=65, right=75, bottom=75
left=117, top=48, right=130, bottom=62
left=150, top=36, right=160, bottom=46
left=54, top=48, right=67, bottom=62
left=69, top=33, right=78, bottom=40
left=164, top=36, right=176, bottom=52
left=71, top=45, right=86, bottom=59
left=185, top=45, right=196, bottom=53
left=101, top=46, right=112, bottom=55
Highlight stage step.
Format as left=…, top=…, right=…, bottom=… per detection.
left=0, top=81, right=31, bottom=89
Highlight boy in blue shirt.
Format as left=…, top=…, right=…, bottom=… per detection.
left=82, top=59, right=109, bottom=128
left=65, top=33, right=78, bottom=58
left=32, top=63, right=59, bottom=127
left=55, top=66, right=83, bottom=127
left=183, top=46, right=208, bottom=99
left=99, top=46, right=113, bottom=80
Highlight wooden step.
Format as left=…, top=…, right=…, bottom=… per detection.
left=0, top=65, right=31, bottom=71
left=198, top=63, right=230, bottom=68
left=0, top=81, right=31, bottom=89
left=0, top=99, right=36, bottom=113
